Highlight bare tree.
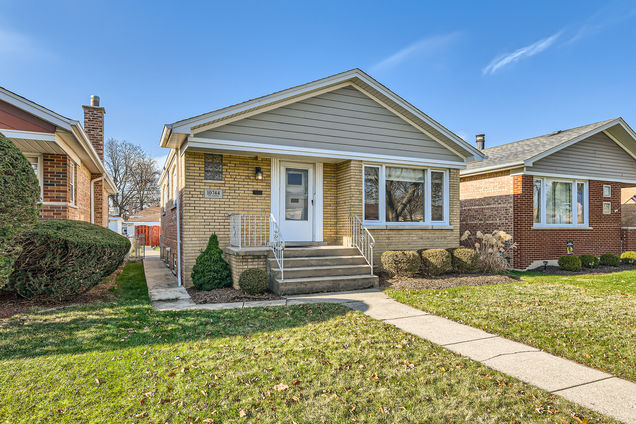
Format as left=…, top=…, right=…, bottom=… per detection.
left=105, top=139, right=159, bottom=219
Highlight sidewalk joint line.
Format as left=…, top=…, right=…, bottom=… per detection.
left=441, top=335, right=498, bottom=347
left=551, top=376, right=616, bottom=393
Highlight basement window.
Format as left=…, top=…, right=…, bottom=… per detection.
left=533, top=177, right=588, bottom=227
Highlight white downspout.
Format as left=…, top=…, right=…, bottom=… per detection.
left=176, top=146, right=182, bottom=287
left=90, top=176, right=104, bottom=224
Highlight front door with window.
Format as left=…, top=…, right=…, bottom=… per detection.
left=279, top=163, right=314, bottom=241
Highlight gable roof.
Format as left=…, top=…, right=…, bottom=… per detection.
left=0, top=86, right=116, bottom=193
left=462, top=118, right=636, bottom=176
left=126, top=206, right=161, bottom=223
left=159, top=69, right=485, bottom=162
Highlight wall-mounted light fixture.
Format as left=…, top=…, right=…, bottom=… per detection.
left=255, top=167, right=263, bottom=180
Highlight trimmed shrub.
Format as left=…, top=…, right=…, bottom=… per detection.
left=620, top=251, right=636, bottom=265
left=558, top=255, right=582, bottom=272
left=579, top=254, right=599, bottom=269
left=381, top=250, right=420, bottom=276
left=191, top=234, right=231, bottom=290
left=419, top=249, right=452, bottom=276
left=239, top=268, right=269, bottom=295
left=0, top=133, right=40, bottom=289
left=7, top=219, right=130, bottom=298
left=599, top=253, right=620, bottom=267
left=450, top=248, right=479, bottom=273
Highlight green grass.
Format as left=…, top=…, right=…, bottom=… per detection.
left=0, top=263, right=620, bottom=423
left=388, top=270, right=636, bottom=382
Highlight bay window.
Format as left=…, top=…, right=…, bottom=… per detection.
left=533, top=177, right=588, bottom=227
left=363, top=164, right=448, bottom=225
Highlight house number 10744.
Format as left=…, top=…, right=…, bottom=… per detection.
left=205, top=189, right=222, bottom=199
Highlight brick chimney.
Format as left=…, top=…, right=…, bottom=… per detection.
left=82, top=95, right=105, bottom=162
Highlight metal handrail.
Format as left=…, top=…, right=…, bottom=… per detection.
left=229, top=213, right=269, bottom=248
left=347, top=213, right=375, bottom=274
left=269, top=214, right=285, bottom=280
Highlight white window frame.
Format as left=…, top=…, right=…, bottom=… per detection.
left=24, top=153, right=43, bottom=201
left=69, top=161, right=76, bottom=205
left=362, top=163, right=450, bottom=226
left=603, top=184, right=611, bottom=198
left=533, top=177, right=589, bottom=228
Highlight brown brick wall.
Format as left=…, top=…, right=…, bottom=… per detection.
left=512, top=176, right=622, bottom=269
left=460, top=170, right=514, bottom=239
left=82, top=105, right=105, bottom=161
left=68, top=163, right=91, bottom=222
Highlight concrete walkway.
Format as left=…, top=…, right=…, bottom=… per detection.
left=143, top=258, right=635, bottom=423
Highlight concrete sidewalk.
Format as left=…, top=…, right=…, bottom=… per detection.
left=142, top=259, right=635, bottom=423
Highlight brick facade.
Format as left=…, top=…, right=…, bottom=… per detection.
left=461, top=172, right=623, bottom=269
left=82, top=104, right=106, bottom=161
left=162, top=153, right=464, bottom=283
left=226, top=250, right=269, bottom=288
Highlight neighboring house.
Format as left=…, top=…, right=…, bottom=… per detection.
left=460, top=118, right=636, bottom=270
left=158, top=69, right=484, bottom=293
left=0, top=88, right=116, bottom=226
left=108, top=215, right=124, bottom=234
left=125, top=206, right=161, bottom=246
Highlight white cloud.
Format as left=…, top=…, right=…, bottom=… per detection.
left=567, top=5, right=636, bottom=44
left=371, top=32, right=461, bottom=72
left=482, top=31, right=562, bottom=76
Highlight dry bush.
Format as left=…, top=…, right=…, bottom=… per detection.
left=461, top=230, right=517, bottom=273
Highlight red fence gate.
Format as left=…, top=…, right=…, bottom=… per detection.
left=135, top=225, right=160, bottom=246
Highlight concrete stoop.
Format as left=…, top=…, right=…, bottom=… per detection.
left=268, top=246, right=379, bottom=295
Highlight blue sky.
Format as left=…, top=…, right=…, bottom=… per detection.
left=2, top=0, right=635, bottom=164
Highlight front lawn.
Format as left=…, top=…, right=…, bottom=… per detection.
left=388, top=271, right=636, bottom=382
left=0, top=262, right=618, bottom=423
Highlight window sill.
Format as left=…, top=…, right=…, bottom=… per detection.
left=532, top=225, right=592, bottom=230
left=363, top=223, right=453, bottom=230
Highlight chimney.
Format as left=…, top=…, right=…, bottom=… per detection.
left=476, top=134, right=485, bottom=150
left=82, top=95, right=106, bottom=162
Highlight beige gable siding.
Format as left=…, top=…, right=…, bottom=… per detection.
left=530, top=132, right=636, bottom=181
left=196, top=86, right=463, bottom=162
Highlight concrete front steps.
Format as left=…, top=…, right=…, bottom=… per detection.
left=268, top=246, right=379, bottom=295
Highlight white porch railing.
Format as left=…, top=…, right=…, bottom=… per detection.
left=229, top=212, right=286, bottom=280
left=346, top=213, right=375, bottom=273
left=229, top=213, right=269, bottom=248
left=269, top=214, right=285, bottom=280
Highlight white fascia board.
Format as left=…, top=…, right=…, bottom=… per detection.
left=519, top=170, right=636, bottom=185
left=0, top=129, right=56, bottom=142
left=186, top=137, right=467, bottom=169
left=0, top=88, right=75, bottom=130
left=523, top=119, right=625, bottom=166
left=459, top=162, right=524, bottom=176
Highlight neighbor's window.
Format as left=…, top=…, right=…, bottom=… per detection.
left=603, top=184, right=611, bottom=197
left=69, top=162, right=76, bottom=204
left=533, top=177, right=587, bottom=226
left=204, top=154, right=223, bottom=181
left=363, top=165, right=448, bottom=225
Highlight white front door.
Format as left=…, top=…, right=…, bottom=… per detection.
left=280, top=162, right=314, bottom=242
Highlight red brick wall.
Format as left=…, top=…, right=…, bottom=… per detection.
left=82, top=105, right=105, bottom=161
left=40, top=154, right=69, bottom=219
left=460, top=171, right=514, bottom=239
left=161, top=195, right=179, bottom=274
left=512, top=176, right=622, bottom=269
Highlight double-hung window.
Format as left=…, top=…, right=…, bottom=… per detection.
left=25, top=155, right=43, bottom=201
left=533, top=177, right=588, bottom=227
left=363, top=164, right=448, bottom=225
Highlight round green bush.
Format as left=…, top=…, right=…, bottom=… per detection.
left=450, top=248, right=479, bottom=273
left=419, top=249, right=451, bottom=276
left=239, top=268, right=269, bottom=295
left=0, top=133, right=40, bottom=289
left=579, top=254, right=599, bottom=269
left=558, top=255, right=582, bottom=272
left=381, top=250, right=420, bottom=276
left=7, top=219, right=130, bottom=298
left=620, top=251, right=636, bottom=265
left=191, top=234, right=231, bottom=290
left=599, top=253, right=620, bottom=267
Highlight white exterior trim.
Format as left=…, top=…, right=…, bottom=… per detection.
left=314, top=162, right=324, bottom=242
left=23, top=152, right=43, bottom=200
left=0, top=129, right=56, bottom=142
left=270, top=157, right=281, bottom=242
left=532, top=176, right=589, bottom=228
left=0, top=87, right=76, bottom=130
left=521, top=170, right=636, bottom=185
left=460, top=162, right=523, bottom=177
left=186, top=137, right=467, bottom=169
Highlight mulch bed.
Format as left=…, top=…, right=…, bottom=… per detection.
left=186, top=287, right=283, bottom=304
left=527, top=264, right=636, bottom=275
left=380, top=272, right=519, bottom=290
left=0, top=264, right=124, bottom=320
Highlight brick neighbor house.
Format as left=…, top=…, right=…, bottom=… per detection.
left=0, top=87, right=116, bottom=226
left=158, top=69, right=485, bottom=293
left=460, top=118, right=636, bottom=270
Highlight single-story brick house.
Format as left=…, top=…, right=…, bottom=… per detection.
left=460, top=118, right=636, bottom=270
left=158, top=69, right=485, bottom=293
left=0, top=87, right=116, bottom=226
